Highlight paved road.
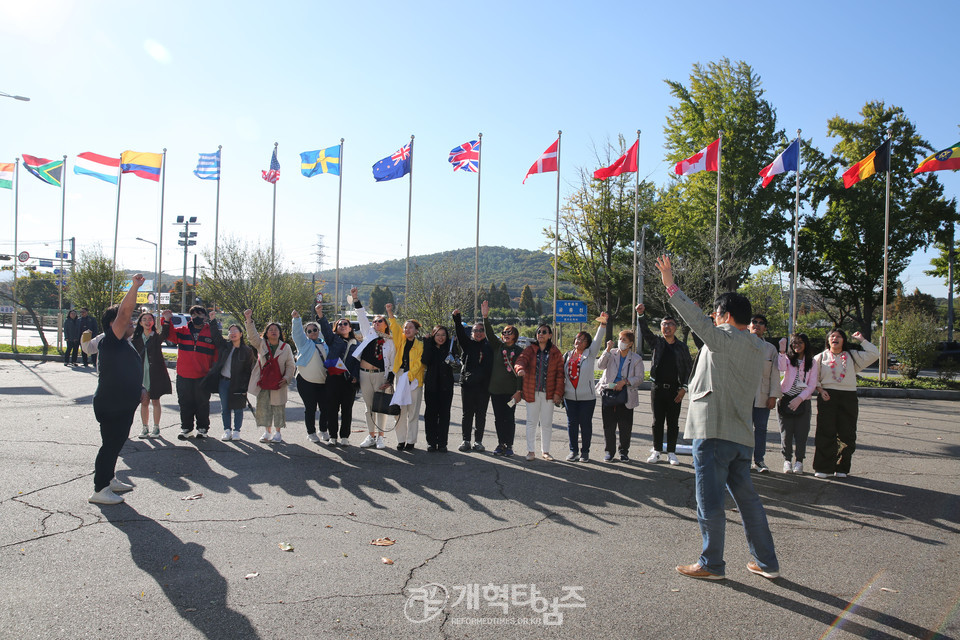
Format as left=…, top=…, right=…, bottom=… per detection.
left=0, top=360, right=957, bottom=639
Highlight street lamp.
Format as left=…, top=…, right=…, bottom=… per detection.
left=135, top=237, right=159, bottom=309
left=0, top=91, right=30, bottom=101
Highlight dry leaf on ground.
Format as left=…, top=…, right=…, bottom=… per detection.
left=181, top=493, right=203, bottom=501
left=371, top=537, right=396, bottom=546
left=381, top=557, right=394, bottom=564
left=278, top=542, right=294, bottom=552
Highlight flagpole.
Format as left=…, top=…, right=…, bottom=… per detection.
left=790, top=129, right=802, bottom=337
left=213, top=144, right=222, bottom=285
left=474, top=132, right=483, bottom=321
left=11, top=159, right=18, bottom=349
left=714, top=130, right=723, bottom=300
left=632, top=129, right=641, bottom=337
left=110, top=167, right=123, bottom=301
left=58, top=155, right=66, bottom=350
left=404, top=134, right=414, bottom=310
left=157, top=148, right=167, bottom=304
left=880, top=129, right=893, bottom=379
left=271, top=141, right=278, bottom=267
left=553, top=130, right=562, bottom=337
left=335, top=138, right=344, bottom=315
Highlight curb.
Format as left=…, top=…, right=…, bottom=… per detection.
left=0, top=351, right=178, bottom=369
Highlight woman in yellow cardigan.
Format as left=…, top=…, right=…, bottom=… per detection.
left=386, top=303, right=424, bottom=451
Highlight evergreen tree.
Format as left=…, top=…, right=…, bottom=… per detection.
left=519, top=284, right=537, bottom=317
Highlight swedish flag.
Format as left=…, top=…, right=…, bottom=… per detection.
left=300, top=145, right=341, bottom=177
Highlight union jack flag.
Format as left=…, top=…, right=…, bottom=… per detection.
left=262, top=147, right=280, bottom=184
left=449, top=140, right=480, bottom=173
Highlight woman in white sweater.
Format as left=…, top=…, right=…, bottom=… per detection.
left=812, top=329, right=879, bottom=478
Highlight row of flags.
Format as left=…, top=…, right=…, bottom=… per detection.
left=2, top=137, right=958, bottom=193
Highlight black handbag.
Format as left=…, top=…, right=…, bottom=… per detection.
left=372, top=390, right=401, bottom=415
left=600, top=387, right=628, bottom=407
left=778, top=393, right=807, bottom=416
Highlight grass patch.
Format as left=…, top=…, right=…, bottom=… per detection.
left=0, top=343, right=57, bottom=354
left=857, top=375, right=960, bottom=391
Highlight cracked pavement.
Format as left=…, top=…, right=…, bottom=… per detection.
left=0, top=359, right=957, bottom=639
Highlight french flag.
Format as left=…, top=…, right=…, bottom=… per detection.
left=74, top=152, right=120, bottom=185
left=758, top=138, right=800, bottom=188
left=675, top=138, right=720, bottom=176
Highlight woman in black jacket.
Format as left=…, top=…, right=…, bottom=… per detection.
left=207, top=321, right=255, bottom=441
left=64, top=309, right=81, bottom=366
left=422, top=325, right=455, bottom=452
left=132, top=311, right=173, bottom=438
left=317, top=306, right=361, bottom=446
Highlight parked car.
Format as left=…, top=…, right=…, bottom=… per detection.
left=935, top=341, right=960, bottom=366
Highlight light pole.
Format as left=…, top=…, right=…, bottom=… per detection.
left=135, top=237, right=158, bottom=309
left=0, top=91, right=30, bottom=101
left=173, top=216, right=198, bottom=311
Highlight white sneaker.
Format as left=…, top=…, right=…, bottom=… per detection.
left=326, top=438, right=338, bottom=447
left=232, top=430, right=242, bottom=441
left=137, top=425, right=150, bottom=439
left=359, top=435, right=377, bottom=448
left=783, top=461, right=792, bottom=473
left=320, top=432, right=330, bottom=443
left=149, top=425, right=160, bottom=438
left=814, top=472, right=829, bottom=479
left=109, top=478, right=134, bottom=493
left=308, top=433, right=321, bottom=443
left=221, top=430, right=233, bottom=441
left=88, top=487, right=124, bottom=505
left=646, top=450, right=661, bottom=464
left=375, top=436, right=386, bottom=449
left=259, top=431, right=271, bottom=443
left=272, top=431, right=283, bottom=443
left=667, top=453, right=680, bottom=466
left=340, top=437, right=349, bottom=447
left=792, top=461, right=803, bottom=475
left=834, top=472, right=847, bottom=478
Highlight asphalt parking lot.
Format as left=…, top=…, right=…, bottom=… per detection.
left=0, top=359, right=957, bottom=639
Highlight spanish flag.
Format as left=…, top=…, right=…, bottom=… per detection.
left=842, top=140, right=889, bottom=189
left=914, top=141, right=960, bottom=174
left=120, top=150, right=163, bottom=182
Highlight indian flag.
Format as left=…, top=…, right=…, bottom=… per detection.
left=0, top=163, right=13, bottom=190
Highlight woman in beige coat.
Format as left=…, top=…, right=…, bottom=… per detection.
left=244, top=309, right=296, bottom=444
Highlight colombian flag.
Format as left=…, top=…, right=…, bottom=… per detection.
left=120, top=150, right=163, bottom=181
left=914, top=141, right=960, bottom=174
left=842, top=140, right=889, bottom=189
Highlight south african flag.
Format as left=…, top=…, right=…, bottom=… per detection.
left=22, top=154, right=64, bottom=187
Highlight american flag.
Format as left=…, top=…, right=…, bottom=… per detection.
left=449, top=140, right=480, bottom=173
left=262, top=147, right=280, bottom=184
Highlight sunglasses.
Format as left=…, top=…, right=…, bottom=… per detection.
left=536, top=330, right=551, bottom=335
left=373, top=318, right=386, bottom=325
left=305, top=328, right=319, bottom=334
left=336, top=321, right=351, bottom=328
left=472, top=328, right=484, bottom=333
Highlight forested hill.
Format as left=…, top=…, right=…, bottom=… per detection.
left=315, top=246, right=575, bottom=298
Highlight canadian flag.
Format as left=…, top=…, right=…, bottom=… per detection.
left=523, top=138, right=559, bottom=184
left=674, top=138, right=720, bottom=176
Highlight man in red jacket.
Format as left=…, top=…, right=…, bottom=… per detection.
left=161, top=306, right=219, bottom=439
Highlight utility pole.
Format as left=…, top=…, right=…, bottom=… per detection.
left=174, top=216, right=199, bottom=311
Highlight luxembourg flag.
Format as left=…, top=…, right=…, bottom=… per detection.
left=758, top=138, right=799, bottom=188
left=74, top=152, right=120, bottom=185
left=674, top=138, right=720, bottom=176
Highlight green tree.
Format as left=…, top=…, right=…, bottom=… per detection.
left=660, top=58, right=798, bottom=290
left=891, top=286, right=939, bottom=319
left=70, top=246, right=125, bottom=322
left=497, top=282, right=511, bottom=308
left=887, top=310, right=943, bottom=379
left=198, top=236, right=315, bottom=338
left=404, top=257, right=473, bottom=329
left=369, top=285, right=388, bottom=314
left=14, top=272, right=61, bottom=310
left=545, top=136, right=657, bottom=324
left=167, top=279, right=198, bottom=313
left=797, top=101, right=954, bottom=340
left=924, top=222, right=960, bottom=296
left=518, top=284, right=537, bottom=317
left=739, top=265, right=789, bottom=337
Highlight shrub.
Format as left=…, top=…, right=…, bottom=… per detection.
left=886, top=310, right=942, bottom=379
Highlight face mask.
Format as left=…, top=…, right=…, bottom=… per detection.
left=618, top=340, right=630, bottom=351
left=192, top=317, right=205, bottom=327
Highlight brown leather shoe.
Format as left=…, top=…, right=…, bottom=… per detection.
left=676, top=563, right=724, bottom=580
left=746, top=561, right=780, bottom=579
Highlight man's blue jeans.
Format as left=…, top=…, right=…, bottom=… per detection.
left=752, top=407, right=771, bottom=464
left=692, top=438, right=778, bottom=576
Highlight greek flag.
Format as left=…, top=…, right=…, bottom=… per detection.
left=194, top=150, right=221, bottom=180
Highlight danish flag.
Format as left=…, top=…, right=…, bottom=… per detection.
left=523, top=138, right=559, bottom=184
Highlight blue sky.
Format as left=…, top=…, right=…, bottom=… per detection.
left=1, top=0, right=957, bottom=299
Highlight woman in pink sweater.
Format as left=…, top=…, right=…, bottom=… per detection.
left=776, top=334, right=817, bottom=475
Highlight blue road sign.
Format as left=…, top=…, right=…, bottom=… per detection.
left=555, top=300, right=588, bottom=323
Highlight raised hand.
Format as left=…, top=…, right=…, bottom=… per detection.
left=481, top=300, right=489, bottom=318
left=131, top=273, right=146, bottom=288
left=852, top=331, right=865, bottom=342
left=606, top=340, right=615, bottom=351
left=452, top=309, right=460, bottom=317
left=599, top=311, right=609, bottom=324
left=350, top=287, right=359, bottom=299
left=385, top=303, right=394, bottom=317
left=635, top=303, right=645, bottom=316
left=314, top=303, right=323, bottom=318
left=243, top=309, right=253, bottom=321
left=162, top=309, right=173, bottom=321
left=655, top=255, right=675, bottom=289
left=292, top=309, right=300, bottom=319
left=209, top=308, right=216, bottom=320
